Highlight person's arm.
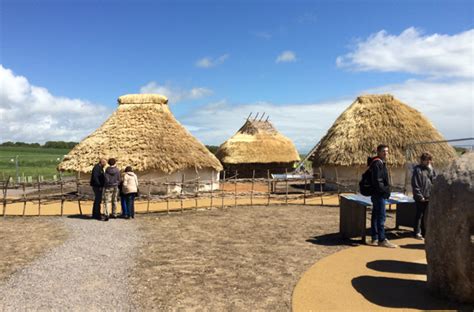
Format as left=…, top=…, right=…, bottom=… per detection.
left=411, top=167, right=424, bottom=201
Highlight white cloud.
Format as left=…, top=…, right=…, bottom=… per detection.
left=276, top=50, right=297, bottom=63
left=195, top=54, right=229, bottom=68
left=0, top=65, right=111, bottom=143
left=251, top=31, right=272, bottom=40
left=297, top=12, right=317, bottom=24
left=366, top=79, right=474, bottom=140
left=139, top=82, right=213, bottom=103
left=336, top=27, right=474, bottom=78
left=180, top=99, right=350, bottom=153
left=180, top=79, right=473, bottom=153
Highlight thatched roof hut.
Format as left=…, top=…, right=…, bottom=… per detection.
left=58, top=94, right=222, bottom=192
left=216, top=115, right=300, bottom=177
left=309, top=94, right=457, bottom=189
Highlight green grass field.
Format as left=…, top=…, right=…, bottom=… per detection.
left=0, top=147, right=73, bottom=181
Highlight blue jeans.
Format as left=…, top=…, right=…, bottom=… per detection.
left=121, top=194, right=129, bottom=217
left=125, top=193, right=135, bottom=218
left=371, top=196, right=386, bottom=241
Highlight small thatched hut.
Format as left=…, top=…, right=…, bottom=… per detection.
left=309, top=94, right=457, bottom=189
left=215, top=115, right=300, bottom=177
left=58, top=94, right=223, bottom=193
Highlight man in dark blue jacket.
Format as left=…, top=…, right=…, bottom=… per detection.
left=411, top=152, right=436, bottom=240
left=368, top=145, right=397, bottom=248
left=90, top=158, right=106, bottom=220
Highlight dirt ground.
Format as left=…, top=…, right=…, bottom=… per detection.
left=129, top=205, right=347, bottom=311
left=0, top=217, right=68, bottom=281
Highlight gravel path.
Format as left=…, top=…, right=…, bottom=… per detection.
left=0, top=217, right=141, bottom=311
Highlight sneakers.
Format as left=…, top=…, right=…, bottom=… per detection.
left=415, top=233, right=424, bottom=240
left=367, top=239, right=378, bottom=246
left=378, top=239, right=398, bottom=248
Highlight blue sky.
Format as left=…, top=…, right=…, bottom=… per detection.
left=1, top=0, right=473, bottom=152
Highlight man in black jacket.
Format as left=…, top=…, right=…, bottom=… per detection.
left=90, top=158, right=107, bottom=220
left=411, top=152, right=436, bottom=240
left=368, top=145, right=397, bottom=248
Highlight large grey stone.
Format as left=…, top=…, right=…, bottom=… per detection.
left=425, top=152, right=474, bottom=303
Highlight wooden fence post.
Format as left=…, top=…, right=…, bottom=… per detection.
left=234, top=170, right=238, bottom=208
left=37, top=176, right=41, bottom=216
left=285, top=169, right=289, bottom=205
left=250, top=170, right=255, bottom=206
left=180, top=174, right=185, bottom=213
left=76, top=177, right=82, bottom=215
left=60, top=175, right=64, bottom=216
left=22, top=182, right=27, bottom=216
left=146, top=182, right=151, bottom=213
left=303, top=173, right=307, bottom=205
left=319, top=167, right=324, bottom=206
left=210, top=173, right=214, bottom=209
left=267, top=170, right=271, bottom=206
left=221, top=171, right=225, bottom=209
left=195, top=176, right=199, bottom=211
left=166, top=178, right=170, bottom=214
left=2, top=177, right=9, bottom=217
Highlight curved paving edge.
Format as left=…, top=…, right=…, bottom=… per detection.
left=292, top=237, right=465, bottom=311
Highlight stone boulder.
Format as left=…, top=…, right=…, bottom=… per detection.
left=425, top=152, right=474, bottom=303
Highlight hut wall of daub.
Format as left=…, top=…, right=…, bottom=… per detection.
left=223, top=162, right=297, bottom=178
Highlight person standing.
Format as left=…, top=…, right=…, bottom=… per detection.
left=122, top=166, right=139, bottom=219
left=103, top=158, right=120, bottom=221
left=90, top=158, right=106, bottom=220
left=368, top=144, right=397, bottom=248
left=411, top=152, right=436, bottom=240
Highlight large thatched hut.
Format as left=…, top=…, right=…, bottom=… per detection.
left=58, top=94, right=223, bottom=193
left=215, top=115, right=300, bottom=177
left=309, top=94, right=457, bottom=190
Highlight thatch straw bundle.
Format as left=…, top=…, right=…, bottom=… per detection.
left=58, top=94, right=223, bottom=174
left=311, top=94, right=457, bottom=167
left=216, top=119, right=300, bottom=164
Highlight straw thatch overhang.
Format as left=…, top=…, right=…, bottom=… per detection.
left=310, top=94, right=457, bottom=167
left=58, top=94, right=223, bottom=174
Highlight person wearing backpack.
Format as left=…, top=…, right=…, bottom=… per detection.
left=411, top=152, right=436, bottom=240
left=367, top=144, right=397, bottom=248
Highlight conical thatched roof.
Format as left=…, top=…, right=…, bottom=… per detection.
left=216, top=117, right=300, bottom=164
left=58, top=94, right=223, bottom=174
left=310, top=94, right=457, bottom=167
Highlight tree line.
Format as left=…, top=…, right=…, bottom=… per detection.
left=0, top=141, right=78, bottom=149
left=0, top=142, right=220, bottom=152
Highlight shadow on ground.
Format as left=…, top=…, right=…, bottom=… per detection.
left=366, top=260, right=426, bottom=275
left=67, top=214, right=95, bottom=220
left=400, top=243, right=425, bottom=250
left=351, top=276, right=470, bottom=310
left=306, top=232, right=361, bottom=246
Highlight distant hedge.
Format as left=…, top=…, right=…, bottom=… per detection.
left=0, top=141, right=78, bottom=149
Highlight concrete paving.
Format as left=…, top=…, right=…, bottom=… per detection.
left=292, top=238, right=471, bottom=311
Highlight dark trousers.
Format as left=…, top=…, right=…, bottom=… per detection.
left=371, top=196, right=386, bottom=241
left=120, top=194, right=129, bottom=217
left=125, top=193, right=136, bottom=217
left=92, top=186, right=103, bottom=219
left=414, top=201, right=428, bottom=236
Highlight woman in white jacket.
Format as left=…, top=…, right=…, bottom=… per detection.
left=122, top=166, right=139, bottom=219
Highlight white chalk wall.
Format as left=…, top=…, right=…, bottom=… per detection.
left=78, top=167, right=220, bottom=195
left=315, top=165, right=407, bottom=190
